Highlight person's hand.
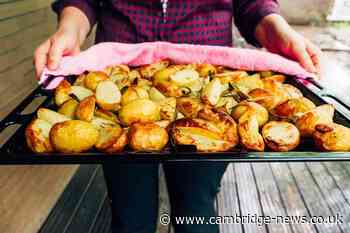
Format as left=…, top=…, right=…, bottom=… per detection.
left=255, top=14, right=322, bottom=74
left=34, top=27, right=81, bottom=79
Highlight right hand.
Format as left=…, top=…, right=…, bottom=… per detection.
left=34, top=27, right=81, bottom=79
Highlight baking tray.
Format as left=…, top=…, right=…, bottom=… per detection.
left=1, top=76, right=350, bottom=164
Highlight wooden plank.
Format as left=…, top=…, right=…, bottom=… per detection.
left=89, top=198, right=112, bottom=233
left=38, top=165, right=98, bottom=233
left=252, top=163, right=293, bottom=233
left=0, top=0, right=54, bottom=21
left=235, top=163, right=267, bottom=233
left=0, top=165, right=78, bottom=233
left=288, top=163, right=343, bottom=233
left=270, top=163, right=317, bottom=233
left=308, top=163, right=350, bottom=231
left=64, top=166, right=108, bottom=233
left=0, top=8, right=50, bottom=38
left=216, top=163, right=243, bottom=233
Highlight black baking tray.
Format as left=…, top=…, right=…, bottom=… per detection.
left=1, top=76, right=350, bottom=164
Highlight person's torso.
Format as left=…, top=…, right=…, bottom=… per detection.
left=96, top=0, right=233, bottom=46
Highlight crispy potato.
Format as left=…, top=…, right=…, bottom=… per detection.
left=153, top=65, right=184, bottom=97
left=313, top=123, right=350, bottom=151
left=231, top=101, right=268, bottom=127
left=91, top=116, right=118, bottom=129
left=71, top=86, right=94, bottom=101
left=84, top=71, right=109, bottom=91
left=58, top=99, right=79, bottom=119
left=238, top=112, right=265, bottom=151
left=229, top=73, right=263, bottom=94
left=129, top=122, right=169, bottom=151
left=283, top=84, right=303, bottom=99
left=262, top=79, right=289, bottom=108
left=121, top=86, right=149, bottom=105
left=201, top=78, right=224, bottom=105
left=95, top=109, right=119, bottom=123
left=50, top=120, right=99, bottom=153
left=75, top=96, right=96, bottom=122
left=273, top=97, right=316, bottom=118
left=215, top=97, right=238, bottom=114
left=73, top=73, right=86, bottom=86
left=215, top=71, right=248, bottom=84
left=105, top=65, right=130, bottom=86
left=176, top=97, right=203, bottom=118
left=248, top=88, right=279, bottom=110
left=37, top=108, right=70, bottom=125
left=295, top=104, right=335, bottom=137
left=262, top=74, right=286, bottom=83
left=25, top=119, right=53, bottom=153
left=159, top=97, right=176, bottom=121
left=196, top=64, right=217, bottom=77
left=104, top=129, right=129, bottom=153
left=154, top=120, right=171, bottom=128
left=262, top=121, right=300, bottom=151
left=96, top=80, right=121, bottom=111
left=139, top=60, right=170, bottom=79
left=128, top=69, right=141, bottom=83
left=149, top=87, right=167, bottom=102
left=119, top=99, right=160, bottom=126
left=95, top=125, right=123, bottom=151
left=169, top=68, right=202, bottom=93
left=260, top=71, right=275, bottom=78
left=54, top=80, right=72, bottom=106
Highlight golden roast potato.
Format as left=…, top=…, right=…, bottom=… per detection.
left=295, top=104, right=335, bottom=137
left=75, top=96, right=96, bottom=122
left=129, top=122, right=169, bottom=151
left=231, top=101, right=268, bottom=127
left=248, top=88, right=279, bottom=110
left=58, top=99, right=79, bottom=119
left=95, top=125, right=123, bottom=151
left=119, top=99, right=160, bottom=126
left=313, top=123, right=350, bottom=151
left=230, top=73, right=264, bottom=94
left=262, top=74, right=286, bottom=83
left=91, top=116, right=118, bottom=129
left=104, top=129, right=129, bottom=153
left=70, top=85, right=94, bottom=101
left=105, top=65, right=130, bottom=86
left=262, top=79, right=289, bottom=107
left=84, top=71, right=109, bottom=91
left=201, top=78, right=224, bottom=105
left=149, top=86, right=167, bottom=102
left=96, top=80, right=121, bottom=111
left=37, top=108, right=70, bottom=125
left=54, top=80, right=72, bottom=106
left=176, top=97, right=203, bottom=118
left=272, top=97, right=316, bottom=119
left=196, top=64, right=217, bottom=77
left=121, top=86, right=149, bottom=105
left=283, top=84, right=303, bottom=99
left=262, top=121, right=300, bottom=151
left=139, top=60, right=170, bottom=79
left=215, top=97, right=238, bottom=114
left=73, top=73, right=86, bottom=86
left=50, top=120, right=99, bottom=153
left=95, top=109, right=119, bottom=123
left=158, top=97, right=177, bottom=121
left=25, top=119, right=53, bottom=153
left=238, top=112, right=265, bottom=151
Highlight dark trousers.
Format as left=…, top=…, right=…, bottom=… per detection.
left=103, top=162, right=228, bottom=233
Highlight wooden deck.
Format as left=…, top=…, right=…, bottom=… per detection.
left=38, top=162, right=350, bottom=233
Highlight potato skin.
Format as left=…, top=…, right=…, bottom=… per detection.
left=75, top=96, right=96, bottom=122
left=25, top=119, right=53, bottom=153
left=119, top=99, right=160, bottom=126
left=273, top=97, right=316, bottom=118
left=84, top=71, right=109, bottom=91
left=121, top=86, right=149, bottom=106
left=262, top=121, right=300, bottom=152
left=231, top=101, right=268, bottom=127
left=58, top=99, right=79, bottom=119
left=50, top=120, right=99, bottom=153
left=104, top=129, right=129, bottom=153
left=95, top=125, right=122, bottom=151
left=238, top=113, right=265, bottom=151
left=176, top=97, right=203, bottom=118
left=129, top=123, right=169, bottom=151
left=54, top=80, right=72, bottom=106
left=313, top=123, right=350, bottom=151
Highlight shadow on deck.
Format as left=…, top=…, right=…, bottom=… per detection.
left=38, top=162, right=350, bottom=233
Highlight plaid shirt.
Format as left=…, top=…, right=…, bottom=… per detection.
left=53, top=0, right=279, bottom=47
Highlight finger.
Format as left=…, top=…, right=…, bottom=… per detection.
left=306, top=41, right=322, bottom=73
left=34, top=39, right=51, bottom=80
left=47, top=36, right=67, bottom=70
left=292, top=44, right=317, bottom=73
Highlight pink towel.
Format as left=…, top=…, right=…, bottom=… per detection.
left=39, top=42, right=314, bottom=89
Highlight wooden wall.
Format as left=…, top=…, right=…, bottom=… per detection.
left=0, top=1, right=93, bottom=233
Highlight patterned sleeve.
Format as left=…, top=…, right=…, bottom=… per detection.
left=52, top=0, right=99, bottom=28
left=233, top=0, right=280, bottom=47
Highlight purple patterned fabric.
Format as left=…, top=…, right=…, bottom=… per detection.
left=52, top=0, right=279, bottom=47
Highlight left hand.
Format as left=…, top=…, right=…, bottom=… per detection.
left=255, top=14, right=322, bottom=74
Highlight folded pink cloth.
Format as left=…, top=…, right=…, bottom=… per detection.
left=40, top=41, right=314, bottom=89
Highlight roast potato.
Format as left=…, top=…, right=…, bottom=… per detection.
left=231, top=101, right=268, bottom=127
left=91, top=116, right=118, bottom=129
left=196, top=64, right=217, bottom=77
left=84, top=71, right=109, bottom=91
left=149, top=86, right=167, bottom=102
left=262, top=74, right=286, bottom=83
left=272, top=97, right=316, bottom=119
left=262, top=121, right=300, bottom=151
left=75, top=96, right=96, bottom=121
left=169, top=68, right=202, bottom=93
left=121, top=86, right=149, bottom=105
left=201, top=78, right=224, bottom=105
left=96, top=80, right=121, bottom=111
left=71, top=85, right=94, bottom=101
left=313, top=123, right=350, bottom=151
left=95, top=109, right=119, bottom=123
left=129, top=122, right=169, bottom=151
left=158, top=97, right=177, bottom=121
left=73, top=73, right=86, bottom=86
left=95, top=125, right=123, bottom=151
left=295, top=104, right=335, bottom=137
left=238, top=112, right=265, bottom=151
left=50, top=120, right=99, bottom=153
left=54, top=80, right=72, bottom=106
left=139, top=60, right=170, bottom=79
left=215, top=97, right=238, bottom=114
left=119, top=99, right=160, bottom=126
left=229, top=73, right=263, bottom=94
left=104, top=129, right=129, bottom=153
left=176, top=97, right=203, bottom=118
left=58, top=99, right=79, bottom=119
left=25, top=119, right=53, bottom=153
left=283, top=84, right=303, bottom=99
left=248, top=88, right=279, bottom=110
left=37, top=108, right=70, bottom=125
left=262, top=79, right=289, bottom=107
